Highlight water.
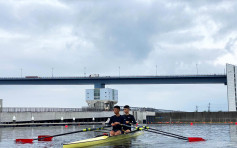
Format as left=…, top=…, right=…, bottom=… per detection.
left=0, top=124, right=237, bottom=148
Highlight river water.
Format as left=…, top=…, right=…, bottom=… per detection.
left=0, top=124, right=237, bottom=148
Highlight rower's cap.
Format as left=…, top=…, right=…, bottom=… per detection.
left=124, top=105, right=130, bottom=109
left=114, top=105, right=120, bottom=110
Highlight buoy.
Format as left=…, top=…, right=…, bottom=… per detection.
left=190, top=122, right=193, bottom=126
left=65, top=125, right=68, bottom=128
left=235, top=122, right=237, bottom=125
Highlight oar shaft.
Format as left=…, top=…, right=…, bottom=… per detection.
left=35, top=126, right=110, bottom=140
left=146, top=130, right=188, bottom=140
left=122, top=124, right=205, bottom=142
left=35, top=130, right=87, bottom=140
left=16, top=126, right=111, bottom=143
left=145, top=127, right=187, bottom=139
left=122, top=124, right=187, bottom=140
left=136, top=125, right=205, bottom=142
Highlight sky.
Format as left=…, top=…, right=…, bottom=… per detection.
left=0, top=0, right=237, bottom=111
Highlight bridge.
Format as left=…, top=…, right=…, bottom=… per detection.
left=0, top=74, right=227, bottom=88
left=0, top=64, right=236, bottom=111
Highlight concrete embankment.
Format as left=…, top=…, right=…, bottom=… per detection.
left=0, top=111, right=155, bottom=127
left=154, top=112, right=237, bottom=123
left=0, top=122, right=103, bottom=128
left=0, top=111, right=112, bottom=123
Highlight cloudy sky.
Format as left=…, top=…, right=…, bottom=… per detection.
left=0, top=0, right=237, bottom=111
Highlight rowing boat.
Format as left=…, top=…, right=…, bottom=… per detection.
left=63, top=130, right=143, bottom=148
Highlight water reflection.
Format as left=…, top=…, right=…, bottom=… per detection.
left=0, top=128, right=2, bottom=142
left=229, top=125, right=237, bottom=142
left=91, top=137, right=134, bottom=148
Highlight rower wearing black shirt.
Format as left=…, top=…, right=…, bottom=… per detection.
left=122, top=105, right=137, bottom=133
left=109, top=106, right=126, bottom=136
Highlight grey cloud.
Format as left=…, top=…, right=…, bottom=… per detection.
left=225, top=37, right=237, bottom=54
left=0, top=0, right=236, bottom=111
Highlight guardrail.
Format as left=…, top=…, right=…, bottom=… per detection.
left=119, top=106, right=179, bottom=112
left=0, top=74, right=226, bottom=80
left=0, top=107, right=177, bottom=113
left=1, top=107, right=108, bottom=112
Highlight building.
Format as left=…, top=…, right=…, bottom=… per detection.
left=85, top=88, right=118, bottom=110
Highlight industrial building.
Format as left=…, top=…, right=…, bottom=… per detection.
left=85, top=88, right=118, bottom=110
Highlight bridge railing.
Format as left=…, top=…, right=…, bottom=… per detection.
left=1, top=107, right=177, bottom=113
left=0, top=74, right=226, bottom=79
left=119, top=106, right=179, bottom=112
left=1, top=107, right=108, bottom=112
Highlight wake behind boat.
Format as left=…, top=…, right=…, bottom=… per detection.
left=63, top=130, right=144, bottom=148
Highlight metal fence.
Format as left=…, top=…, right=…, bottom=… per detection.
left=1, top=107, right=108, bottom=112
left=1, top=106, right=177, bottom=113
left=119, top=106, right=178, bottom=112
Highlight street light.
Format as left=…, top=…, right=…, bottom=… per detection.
left=196, top=64, right=198, bottom=75
left=84, top=67, right=86, bottom=77
left=52, top=68, right=54, bottom=77
left=118, top=66, right=120, bottom=77
left=20, top=68, right=22, bottom=78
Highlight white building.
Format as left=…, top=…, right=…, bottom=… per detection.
left=86, top=88, right=118, bottom=110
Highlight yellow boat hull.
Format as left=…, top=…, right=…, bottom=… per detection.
left=63, top=131, right=143, bottom=148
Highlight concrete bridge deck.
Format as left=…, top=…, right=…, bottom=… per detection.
left=0, top=75, right=227, bottom=87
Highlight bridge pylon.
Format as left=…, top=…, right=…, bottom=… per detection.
left=226, top=64, right=237, bottom=111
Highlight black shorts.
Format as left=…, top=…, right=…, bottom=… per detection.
left=123, top=127, right=131, bottom=131
left=112, top=129, right=122, bottom=132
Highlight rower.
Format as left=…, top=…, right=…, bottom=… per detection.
left=122, top=105, right=137, bottom=133
left=109, top=106, right=126, bottom=136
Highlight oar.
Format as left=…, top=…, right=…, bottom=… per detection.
left=15, top=126, right=110, bottom=144
left=122, top=124, right=205, bottom=142
left=126, top=123, right=188, bottom=139
left=140, top=125, right=192, bottom=139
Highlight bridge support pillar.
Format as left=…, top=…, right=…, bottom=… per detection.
left=94, top=83, right=105, bottom=88
left=0, top=99, right=2, bottom=112
left=226, top=64, right=237, bottom=111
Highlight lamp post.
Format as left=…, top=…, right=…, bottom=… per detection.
left=52, top=68, right=54, bottom=77
left=118, top=66, right=120, bottom=77
left=20, top=68, right=22, bottom=78
left=84, top=67, right=86, bottom=77
left=196, top=64, right=198, bottom=75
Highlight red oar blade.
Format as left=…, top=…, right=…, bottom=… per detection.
left=188, top=137, right=206, bottom=142
left=38, top=135, right=53, bottom=141
left=15, top=139, right=34, bottom=144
